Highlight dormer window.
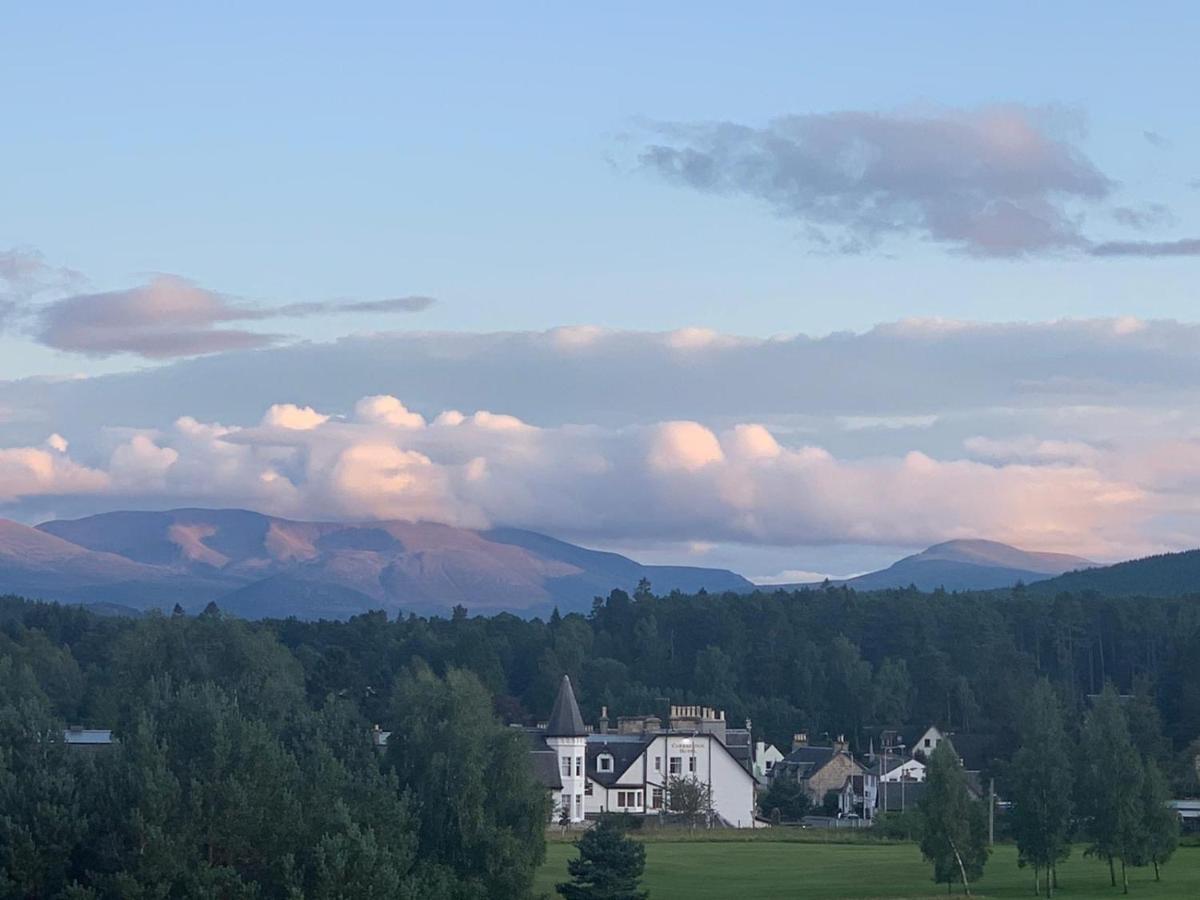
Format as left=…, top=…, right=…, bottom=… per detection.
left=597, top=753, right=614, bottom=773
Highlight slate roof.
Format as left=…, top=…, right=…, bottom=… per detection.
left=943, top=733, right=996, bottom=771
left=530, top=749, right=563, bottom=790
left=724, top=728, right=753, bottom=770
left=775, top=745, right=838, bottom=779
left=586, top=735, right=652, bottom=787
left=545, top=675, right=587, bottom=737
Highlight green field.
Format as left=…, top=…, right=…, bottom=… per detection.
left=534, top=836, right=1200, bottom=899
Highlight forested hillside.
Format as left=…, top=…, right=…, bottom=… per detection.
left=2, top=581, right=1199, bottom=894
left=0, top=598, right=547, bottom=898
left=1029, top=548, right=1200, bottom=598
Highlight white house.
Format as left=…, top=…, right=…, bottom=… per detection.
left=880, top=758, right=926, bottom=783
left=912, top=725, right=947, bottom=759
left=753, top=740, right=784, bottom=784
left=527, top=679, right=758, bottom=827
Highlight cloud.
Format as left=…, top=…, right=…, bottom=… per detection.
left=1143, top=130, right=1168, bottom=148
left=274, top=296, right=437, bottom=316
left=638, top=106, right=1200, bottom=258
left=261, top=404, right=330, bottom=430
left=3, top=259, right=435, bottom=358
left=639, top=105, right=1113, bottom=256
left=1111, top=203, right=1174, bottom=230
left=355, top=395, right=426, bottom=428
left=3, top=322, right=1200, bottom=559
left=1088, top=238, right=1200, bottom=257
left=0, top=394, right=1165, bottom=559
left=0, top=441, right=109, bottom=503
left=0, top=248, right=85, bottom=327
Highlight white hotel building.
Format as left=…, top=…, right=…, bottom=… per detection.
left=528, top=676, right=758, bottom=828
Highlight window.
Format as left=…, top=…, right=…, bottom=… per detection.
left=765, top=760, right=774, bottom=772
left=576, top=794, right=582, bottom=815
left=688, top=756, right=697, bottom=773
left=560, top=792, right=570, bottom=814
left=598, top=754, right=613, bottom=773
left=575, top=756, right=583, bottom=776
left=654, top=756, right=662, bottom=772
left=585, top=781, right=593, bottom=796
left=924, top=738, right=931, bottom=748
left=651, top=787, right=663, bottom=809
left=669, top=756, right=682, bottom=775
left=561, top=756, right=571, bottom=776
left=616, top=790, right=643, bottom=809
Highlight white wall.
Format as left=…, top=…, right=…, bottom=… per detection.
left=881, top=758, right=926, bottom=783
left=547, top=735, right=588, bottom=823
left=580, top=733, right=756, bottom=827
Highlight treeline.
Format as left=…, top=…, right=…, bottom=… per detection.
left=271, top=583, right=1200, bottom=793
left=902, top=682, right=1180, bottom=896
left=1, top=580, right=1199, bottom=893
left=0, top=600, right=547, bottom=898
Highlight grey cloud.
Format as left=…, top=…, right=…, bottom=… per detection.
left=3, top=320, right=1200, bottom=558
left=1089, top=238, right=1200, bottom=257
left=1143, top=130, right=1168, bottom=148
left=25, top=271, right=435, bottom=359
left=638, top=106, right=1113, bottom=257
left=273, top=296, right=437, bottom=317
left=4, top=319, right=1200, bottom=449
left=0, top=248, right=85, bottom=326
left=1110, top=203, right=1174, bottom=230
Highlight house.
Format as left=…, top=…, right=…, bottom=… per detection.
left=911, top=725, right=948, bottom=760
left=370, top=724, right=391, bottom=750
left=62, top=726, right=113, bottom=750
left=880, top=758, right=926, bottom=783
left=526, top=677, right=759, bottom=827
left=753, top=740, right=784, bottom=784
left=772, top=733, right=877, bottom=821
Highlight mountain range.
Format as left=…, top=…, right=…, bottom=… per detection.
left=5, top=508, right=751, bottom=618
left=4, top=508, right=1198, bottom=618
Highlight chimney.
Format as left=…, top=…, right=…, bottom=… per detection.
left=834, top=734, right=849, bottom=752
left=598, top=706, right=609, bottom=735
left=792, top=731, right=809, bottom=750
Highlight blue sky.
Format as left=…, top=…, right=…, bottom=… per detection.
left=1, top=3, right=1198, bottom=576
left=3, top=3, right=1198, bottom=367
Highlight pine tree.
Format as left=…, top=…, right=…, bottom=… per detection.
left=1010, top=680, right=1073, bottom=897
left=1078, top=684, right=1143, bottom=893
left=919, top=740, right=989, bottom=895
left=557, top=817, right=647, bottom=900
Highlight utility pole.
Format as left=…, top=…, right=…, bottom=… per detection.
left=988, top=778, right=995, bottom=847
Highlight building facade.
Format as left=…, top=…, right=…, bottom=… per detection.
left=528, top=680, right=759, bottom=827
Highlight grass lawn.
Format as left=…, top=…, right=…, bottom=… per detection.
left=533, top=836, right=1200, bottom=899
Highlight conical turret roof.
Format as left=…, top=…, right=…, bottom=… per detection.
left=546, top=675, right=587, bottom=736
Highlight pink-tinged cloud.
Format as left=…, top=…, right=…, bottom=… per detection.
left=0, top=443, right=109, bottom=502
left=22, top=271, right=435, bottom=359
left=0, top=394, right=1164, bottom=560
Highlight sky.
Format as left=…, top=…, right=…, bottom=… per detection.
left=1, top=3, right=1199, bottom=579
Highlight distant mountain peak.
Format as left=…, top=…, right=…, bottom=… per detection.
left=902, top=539, right=1094, bottom=575
left=14, top=508, right=752, bottom=619
left=790, top=538, right=1099, bottom=593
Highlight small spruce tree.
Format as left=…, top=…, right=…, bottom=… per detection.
left=557, top=816, right=647, bottom=900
